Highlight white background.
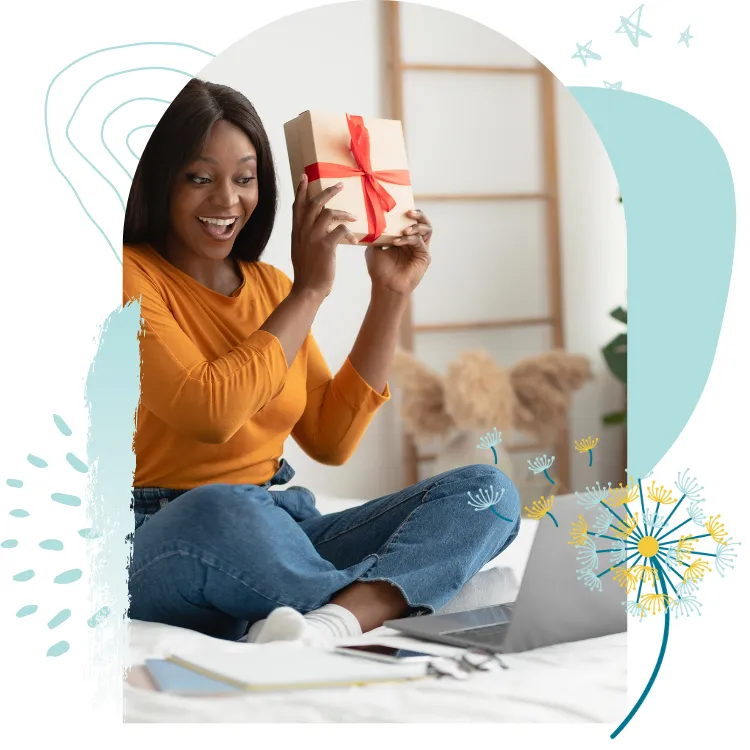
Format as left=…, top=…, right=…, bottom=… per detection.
left=0, top=0, right=747, bottom=746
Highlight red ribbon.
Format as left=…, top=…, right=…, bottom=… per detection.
left=304, top=114, right=411, bottom=243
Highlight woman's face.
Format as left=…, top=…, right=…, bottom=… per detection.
left=168, top=119, right=259, bottom=261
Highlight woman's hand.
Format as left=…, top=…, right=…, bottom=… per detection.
left=365, top=209, right=432, bottom=297
left=290, top=174, right=358, bottom=300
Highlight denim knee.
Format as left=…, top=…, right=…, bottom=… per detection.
left=458, top=464, right=521, bottom=526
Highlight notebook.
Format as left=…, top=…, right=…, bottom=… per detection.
left=166, top=643, right=429, bottom=692
left=145, top=658, right=241, bottom=695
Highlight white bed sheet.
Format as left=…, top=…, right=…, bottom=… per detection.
left=125, top=620, right=626, bottom=723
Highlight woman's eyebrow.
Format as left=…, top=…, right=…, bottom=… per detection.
left=195, top=154, right=256, bottom=165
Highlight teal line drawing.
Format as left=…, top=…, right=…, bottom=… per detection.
left=603, top=81, right=623, bottom=90
left=51, top=492, right=81, bottom=507
left=27, top=454, right=48, bottom=468
left=6, top=479, right=23, bottom=488
left=10, top=510, right=30, bottom=518
left=53, top=414, right=72, bottom=436
left=66, top=453, right=89, bottom=473
left=47, top=609, right=72, bottom=629
left=126, top=123, right=156, bottom=160
left=88, top=606, right=112, bottom=627
left=527, top=454, right=555, bottom=484
left=39, top=540, right=64, bottom=551
left=467, top=486, right=513, bottom=522
left=47, top=641, right=70, bottom=658
left=616, top=4, right=652, bottom=47
left=16, top=605, right=38, bottom=618
left=102, top=98, right=169, bottom=181
left=678, top=26, right=694, bottom=48
left=1, top=539, right=19, bottom=548
left=572, top=41, right=602, bottom=66
left=45, top=42, right=214, bottom=264
left=13, top=570, right=35, bottom=582
left=53, top=569, right=82, bottom=584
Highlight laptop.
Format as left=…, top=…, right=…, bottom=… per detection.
left=384, top=494, right=626, bottom=653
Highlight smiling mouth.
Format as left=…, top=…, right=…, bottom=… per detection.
left=197, top=216, right=239, bottom=240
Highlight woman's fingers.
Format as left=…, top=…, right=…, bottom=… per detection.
left=314, top=207, right=358, bottom=235
left=328, top=222, right=358, bottom=246
left=303, top=182, right=345, bottom=231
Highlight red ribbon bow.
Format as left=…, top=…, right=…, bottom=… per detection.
left=304, top=114, right=411, bottom=243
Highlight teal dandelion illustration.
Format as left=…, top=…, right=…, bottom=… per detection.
left=527, top=454, right=555, bottom=485
left=569, top=470, right=739, bottom=739
left=476, top=427, right=502, bottom=464
left=467, top=486, right=513, bottom=523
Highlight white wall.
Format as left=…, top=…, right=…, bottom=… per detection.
left=200, top=0, right=626, bottom=500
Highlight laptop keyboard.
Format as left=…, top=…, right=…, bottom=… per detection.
left=443, top=623, right=509, bottom=646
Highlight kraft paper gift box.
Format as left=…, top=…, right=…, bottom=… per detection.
left=284, top=110, right=415, bottom=246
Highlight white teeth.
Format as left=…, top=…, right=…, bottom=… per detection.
left=199, top=217, right=236, bottom=226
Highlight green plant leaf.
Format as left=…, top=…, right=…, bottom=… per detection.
left=602, top=332, right=627, bottom=383
left=610, top=306, right=627, bottom=324
left=603, top=410, right=627, bottom=426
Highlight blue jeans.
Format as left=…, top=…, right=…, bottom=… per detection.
left=129, top=460, right=521, bottom=641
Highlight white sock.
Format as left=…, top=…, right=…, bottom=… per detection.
left=245, top=604, right=362, bottom=647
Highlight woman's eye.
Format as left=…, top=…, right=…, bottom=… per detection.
left=237, top=177, right=256, bottom=185
left=187, top=174, right=210, bottom=185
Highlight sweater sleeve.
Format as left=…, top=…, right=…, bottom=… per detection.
left=123, top=259, right=289, bottom=445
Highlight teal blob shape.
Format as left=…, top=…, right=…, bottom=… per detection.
left=10, top=509, right=30, bottom=518
left=87, top=606, right=111, bottom=627
left=1, top=539, right=18, bottom=548
left=16, top=605, right=38, bottom=618
left=13, top=569, right=35, bottom=582
left=39, top=539, right=64, bottom=551
left=570, top=88, right=735, bottom=477
left=27, top=454, right=48, bottom=468
left=51, top=492, right=81, bottom=507
left=6, top=479, right=23, bottom=488
left=47, top=609, right=72, bottom=629
left=53, top=569, right=82, bottom=584
left=65, top=453, right=89, bottom=473
left=47, top=641, right=70, bottom=657
left=53, top=414, right=73, bottom=436
left=77, top=527, right=102, bottom=539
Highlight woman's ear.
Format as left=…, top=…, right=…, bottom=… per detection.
left=390, top=348, right=455, bottom=440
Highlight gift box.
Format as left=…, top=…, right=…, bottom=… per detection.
left=284, top=110, right=415, bottom=246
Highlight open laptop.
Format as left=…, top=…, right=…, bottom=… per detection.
left=384, top=495, right=627, bottom=654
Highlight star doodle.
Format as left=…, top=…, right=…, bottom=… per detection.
left=603, top=81, right=623, bottom=90
left=616, top=4, right=652, bottom=48
left=572, top=41, right=602, bottom=67
left=678, top=26, right=694, bottom=48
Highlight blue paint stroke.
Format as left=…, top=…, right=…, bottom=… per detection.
left=6, top=479, right=23, bottom=488
left=53, top=414, right=73, bottom=436
left=570, top=88, right=735, bottom=478
left=66, top=453, right=89, bottom=473
left=88, top=606, right=112, bottom=627
left=78, top=527, right=102, bottom=539
left=47, top=641, right=70, bottom=657
left=48, top=609, right=72, bottom=629
left=10, top=509, right=30, bottom=518
left=51, top=492, right=82, bottom=507
left=39, top=539, right=64, bottom=551
left=1, top=539, right=18, bottom=548
left=27, top=454, right=48, bottom=468
left=13, top=570, right=36, bottom=582
left=53, top=569, right=82, bottom=584
left=16, top=605, right=38, bottom=618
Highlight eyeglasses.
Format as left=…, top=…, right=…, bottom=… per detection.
left=427, top=648, right=509, bottom=680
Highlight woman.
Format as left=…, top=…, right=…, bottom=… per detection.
left=123, top=78, right=520, bottom=645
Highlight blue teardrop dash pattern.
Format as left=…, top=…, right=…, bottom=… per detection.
left=51, top=493, right=81, bottom=507
left=78, top=528, right=102, bottom=539
left=1, top=539, right=19, bottom=548
left=88, top=606, right=111, bottom=627
left=47, top=641, right=70, bottom=657
left=53, top=414, right=73, bottom=436
left=47, top=609, right=72, bottom=629
left=6, top=479, right=23, bottom=488
left=16, top=605, right=38, bottom=618
left=53, top=569, right=82, bottom=584
left=13, top=570, right=35, bottom=582
left=10, top=509, right=30, bottom=518
left=39, top=539, right=64, bottom=551
left=65, top=453, right=89, bottom=473
left=27, top=454, right=48, bottom=468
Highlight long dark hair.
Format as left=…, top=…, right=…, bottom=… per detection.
left=123, top=78, right=277, bottom=262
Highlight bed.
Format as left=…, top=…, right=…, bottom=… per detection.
left=125, top=493, right=627, bottom=723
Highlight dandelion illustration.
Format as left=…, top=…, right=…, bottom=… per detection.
left=688, top=501, right=706, bottom=526
left=647, top=481, right=678, bottom=505
left=706, top=515, right=728, bottom=545
left=673, top=535, right=695, bottom=563
left=527, top=454, right=555, bottom=484
left=575, top=481, right=612, bottom=510
left=577, top=569, right=603, bottom=592
left=676, top=578, right=700, bottom=597
left=683, top=558, right=712, bottom=583
left=641, top=593, right=673, bottom=616
left=575, top=538, right=599, bottom=571
left=643, top=509, right=667, bottom=532
left=715, top=538, right=740, bottom=578
left=574, top=436, right=599, bottom=467
left=592, top=507, right=614, bottom=536
left=612, top=566, right=639, bottom=593
left=523, top=495, right=558, bottom=527
left=632, top=564, right=658, bottom=589
left=607, top=481, right=639, bottom=506
left=466, top=485, right=513, bottom=522
left=613, top=512, right=640, bottom=540
left=624, top=600, right=647, bottom=621
left=670, top=595, right=702, bottom=618
left=569, top=515, right=589, bottom=546
left=608, top=539, right=628, bottom=565
left=476, top=427, right=502, bottom=464
left=675, top=469, right=705, bottom=503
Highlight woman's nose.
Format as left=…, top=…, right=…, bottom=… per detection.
left=212, top=179, right=239, bottom=208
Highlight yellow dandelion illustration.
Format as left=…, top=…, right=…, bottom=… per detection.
left=608, top=481, right=639, bottom=506
left=612, top=566, right=639, bottom=593
left=640, top=593, right=673, bottom=615
left=675, top=535, right=695, bottom=562
left=613, top=511, right=639, bottom=540
left=706, top=515, right=728, bottom=545
left=523, top=496, right=558, bottom=526
left=569, top=515, right=589, bottom=546
left=646, top=480, right=678, bottom=505
left=574, top=436, right=599, bottom=467
left=633, top=565, right=658, bottom=588
left=683, top=558, right=712, bottom=583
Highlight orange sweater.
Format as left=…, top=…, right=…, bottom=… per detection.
left=123, top=243, right=390, bottom=489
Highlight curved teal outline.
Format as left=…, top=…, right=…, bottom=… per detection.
left=101, top=98, right=168, bottom=182
left=44, top=42, right=214, bottom=263
left=126, top=123, right=157, bottom=160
